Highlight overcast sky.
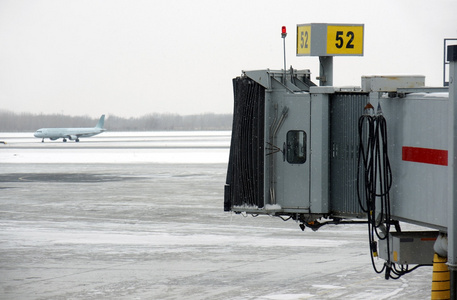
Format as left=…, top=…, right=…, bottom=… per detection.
left=1, top=0, right=456, bottom=118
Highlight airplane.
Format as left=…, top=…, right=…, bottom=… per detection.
left=34, top=115, right=106, bottom=142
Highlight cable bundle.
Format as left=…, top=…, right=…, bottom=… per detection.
left=357, top=102, right=422, bottom=279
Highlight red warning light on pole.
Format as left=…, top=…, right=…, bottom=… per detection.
left=281, top=26, right=287, bottom=38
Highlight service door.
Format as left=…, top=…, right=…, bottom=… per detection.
left=277, top=94, right=311, bottom=210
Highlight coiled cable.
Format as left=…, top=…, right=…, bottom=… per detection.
left=357, top=102, right=422, bottom=279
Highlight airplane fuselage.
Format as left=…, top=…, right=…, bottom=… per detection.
left=34, top=128, right=104, bottom=141
left=34, top=115, right=106, bottom=142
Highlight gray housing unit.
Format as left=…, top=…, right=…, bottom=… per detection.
left=224, top=69, right=449, bottom=231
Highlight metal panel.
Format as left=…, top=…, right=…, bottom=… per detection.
left=361, top=76, right=425, bottom=92
left=379, top=93, right=449, bottom=229
left=329, top=93, right=368, bottom=217
left=276, top=94, right=311, bottom=210
left=309, top=92, right=330, bottom=214
left=263, top=90, right=311, bottom=212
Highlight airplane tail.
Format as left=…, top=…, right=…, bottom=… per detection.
left=96, top=115, right=105, bottom=129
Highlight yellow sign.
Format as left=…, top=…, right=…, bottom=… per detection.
left=326, top=25, right=364, bottom=55
left=296, top=25, right=311, bottom=55
left=296, top=23, right=364, bottom=56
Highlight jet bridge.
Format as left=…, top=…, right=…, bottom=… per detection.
left=226, top=71, right=450, bottom=229
left=224, top=23, right=457, bottom=298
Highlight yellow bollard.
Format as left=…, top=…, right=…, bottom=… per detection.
left=431, top=253, right=450, bottom=300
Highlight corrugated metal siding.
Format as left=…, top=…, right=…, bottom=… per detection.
left=330, top=93, right=368, bottom=217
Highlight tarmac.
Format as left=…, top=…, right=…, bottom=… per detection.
left=0, top=133, right=434, bottom=299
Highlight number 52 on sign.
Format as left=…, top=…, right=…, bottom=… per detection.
left=296, top=23, right=364, bottom=56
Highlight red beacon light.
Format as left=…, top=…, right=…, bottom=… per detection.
left=281, top=26, right=287, bottom=38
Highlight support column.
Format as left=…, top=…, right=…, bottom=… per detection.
left=447, top=44, right=457, bottom=300
left=318, top=56, right=333, bottom=86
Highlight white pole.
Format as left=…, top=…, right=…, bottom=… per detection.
left=281, top=26, right=287, bottom=85
left=447, top=44, right=457, bottom=300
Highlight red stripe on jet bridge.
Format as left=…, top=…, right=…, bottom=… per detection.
left=402, top=146, right=448, bottom=166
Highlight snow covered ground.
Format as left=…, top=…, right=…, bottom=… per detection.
left=0, top=131, right=231, bottom=164
left=0, top=132, right=433, bottom=299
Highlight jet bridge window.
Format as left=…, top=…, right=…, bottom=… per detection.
left=286, top=130, right=307, bottom=164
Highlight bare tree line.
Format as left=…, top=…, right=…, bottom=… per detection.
left=0, top=110, right=233, bottom=132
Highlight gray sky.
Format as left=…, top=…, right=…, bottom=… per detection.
left=1, top=0, right=456, bottom=118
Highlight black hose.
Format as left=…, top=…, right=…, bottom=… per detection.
left=357, top=104, right=421, bottom=279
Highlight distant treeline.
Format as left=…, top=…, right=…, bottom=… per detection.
left=0, top=110, right=233, bottom=132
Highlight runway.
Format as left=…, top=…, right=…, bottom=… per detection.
left=0, top=132, right=433, bottom=299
